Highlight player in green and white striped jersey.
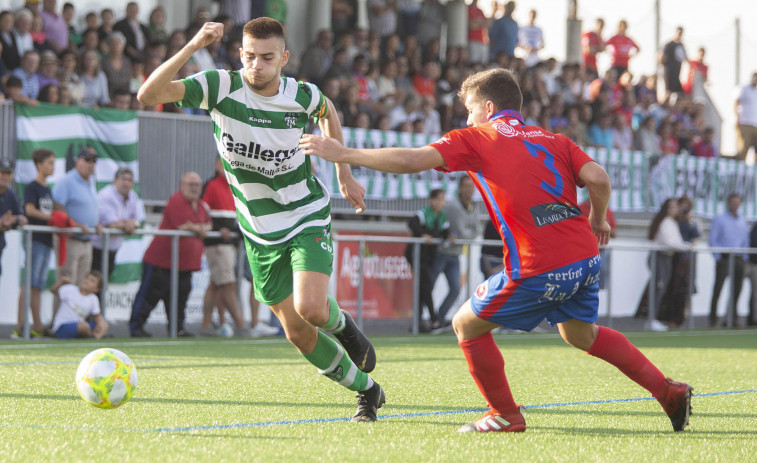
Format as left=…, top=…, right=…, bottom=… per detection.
left=138, top=18, right=384, bottom=422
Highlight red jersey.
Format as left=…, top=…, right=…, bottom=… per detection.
left=606, top=34, right=638, bottom=68
left=143, top=191, right=211, bottom=271
left=581, top=31, right=603, bottom=71
left=430, top=111, right=598, bottom=280
left=467, top=5, right=488, bottom=43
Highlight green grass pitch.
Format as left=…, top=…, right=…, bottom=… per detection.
left=1, top=331, right=755, bottom=462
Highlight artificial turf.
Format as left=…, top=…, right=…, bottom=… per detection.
left=0, top=330, right=755, bottom=462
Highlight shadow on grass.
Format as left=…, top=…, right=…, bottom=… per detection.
left=526, top=407, right=757, bottom=419
left=0, top=392, right=473, bottom=412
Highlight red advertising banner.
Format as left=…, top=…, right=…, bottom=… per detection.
left=336, top=233, right=414, bottom=319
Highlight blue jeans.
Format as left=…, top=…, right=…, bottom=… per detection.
left=430, top=252, right=461, bottom=321
left=25, top=241, right=53, bottom=289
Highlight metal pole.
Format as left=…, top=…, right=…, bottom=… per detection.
left=169, top=234, right=179, bottom=338
left=654, top=0, right=661, bottom=69
left=357, top=240, right=365, bottom=331
left=465, top=244, right=473, bottom=299
left=23, top=229, right=32, bottom=340
left=726, top=253, right=735, bottom=328
left=236, top=239, right=244, bottom=313
left=735, top=18, right=741, bottom=86
left=411, top=242, right=420, bottom=335
left=100, top=232, right=110, bottom=316
left=648, top=251, right=657, bottom=329
left=687, top=248, right=696, bottom=330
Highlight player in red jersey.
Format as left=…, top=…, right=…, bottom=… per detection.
left=300, top=68, right=692, bottom=434
left=581, top=18, right=605, bottom=79
left=606, top=19, right=639, bottom=78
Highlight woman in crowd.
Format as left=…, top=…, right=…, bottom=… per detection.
left=101, top=32, right=131, bottom=97
left=635, top=198, right=691, bottom=330
left=658, top=195, right=700, bottom=328
left=57, top=49, right=82, bottom=104
left=78, top=48, right=109, bottom=107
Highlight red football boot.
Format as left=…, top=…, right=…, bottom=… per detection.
left=458, top=407, right=526, bottom=433
left=658, top=378, right=693, bottom=431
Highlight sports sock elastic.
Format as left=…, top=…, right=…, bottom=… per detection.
left=321, top=295, right=346, bottom=334
left=459, top=332, right=518, bottom=413
left=302, top=330, right=372, bottom=392
left=588, top=326, right=667, bottom=399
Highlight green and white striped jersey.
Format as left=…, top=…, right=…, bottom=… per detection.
left=179, top=70, right=330, bottom=245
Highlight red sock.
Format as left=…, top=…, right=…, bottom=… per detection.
left=459, top=332, right=518, bottom=413
left=588, top=326, right=668, bottom=399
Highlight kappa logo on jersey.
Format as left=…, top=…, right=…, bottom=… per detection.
left=284, top=112, right=298, bottom=128
left=249, top=115, right=272, bottom=125
left=474, top=280, right=489, bottom=300
left=221, top=132, right=298, bottom=167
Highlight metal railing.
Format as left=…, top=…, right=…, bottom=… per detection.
left=17, top=225, right=240, bottom=340
left=15, top=226, right=755, bottom=339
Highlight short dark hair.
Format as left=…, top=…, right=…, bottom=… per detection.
left=458, top=68, right=522, bottom=113
left=88, top=270, right=104, bottom=291
left=32, top=148, right=55, bottom=165
left=5, top=75, right=22, bottom=88
left=63, top=3, right=74, bottom=11
left=429, top=188, right=445, bottom=200
left=114, top=166, right=133, bottom=180
left=243, top=17, right=285, bottom=46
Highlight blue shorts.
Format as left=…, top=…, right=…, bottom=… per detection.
left=54, top=320, right=95, bottom=339
left=470, top=255, right=601, bottom=332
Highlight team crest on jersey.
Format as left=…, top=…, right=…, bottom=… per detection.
left=474, top=280, right=489, bottom=300
left=494, top=122, right=517, bottom=137
left=284, top=112, right=298, bottom=128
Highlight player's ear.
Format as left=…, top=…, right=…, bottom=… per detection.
left=280, top=49, right=289, bottom=67
left=485, top=100, right=496, bottom=119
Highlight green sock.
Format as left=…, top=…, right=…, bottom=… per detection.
left=321, top=295, right=346, bottom=334
left=302, top=330, right=372, bottom=392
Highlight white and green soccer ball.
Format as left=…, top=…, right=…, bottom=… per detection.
left=75, top=348, right=138, bottom=409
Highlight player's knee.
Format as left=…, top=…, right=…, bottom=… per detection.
left=283, top=325, right=316, bottom=351
left=295, top=301, right=329, bottom=327
left=78, top=322, right=93, bottom=337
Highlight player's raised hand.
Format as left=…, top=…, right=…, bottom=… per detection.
left=299, top=134, right=347, bottom=163
left=187, top=22, right=224, bottom=50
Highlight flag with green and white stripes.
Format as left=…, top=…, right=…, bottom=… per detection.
left=15, top=103, right=143, bottom=285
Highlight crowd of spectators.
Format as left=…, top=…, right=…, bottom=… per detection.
left=0, top=0, right=724, bottom=159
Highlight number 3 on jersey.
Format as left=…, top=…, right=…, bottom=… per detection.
left=523, top=140, right=563, bottom=197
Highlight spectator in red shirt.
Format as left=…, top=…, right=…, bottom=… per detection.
left=467, top=0, right=489, bottom=64
left=606, top=19, right=639, bottom=79
left=581, top=18, right=605, bottom=79
left=129, top=172, right=211, bottom=337
left=683, top=47, right=708, bottom=95
left=690, top=126, right=718, bottom=157
left=413, top=60, right=439, bottom=97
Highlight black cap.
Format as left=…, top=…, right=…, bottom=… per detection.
left=77, top=146, right=98, bottom=160
left=0, top=159, right=13, bottom=172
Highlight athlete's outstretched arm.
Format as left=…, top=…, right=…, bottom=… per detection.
left=299, top=134, right=446, bottom=174
left=137, top=22, right=224, bottom=106
left=578, top=161, right=612, bottom=245
left=318, top=98, right=367, bottom=213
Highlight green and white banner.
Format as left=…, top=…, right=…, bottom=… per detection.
left=317, top=128, right=757, bottom=218
left=15, top=103, right=143, bottom=285
left=582, top=148, right=757, bottom=219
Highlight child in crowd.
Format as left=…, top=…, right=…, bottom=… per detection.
left=50, top=271, right=108, bottom=339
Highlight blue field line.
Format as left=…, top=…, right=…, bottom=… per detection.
left=150, top=389, right=757, bottom=433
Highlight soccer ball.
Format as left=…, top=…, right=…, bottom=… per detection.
left=75, top=348, right=138, bottom=409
